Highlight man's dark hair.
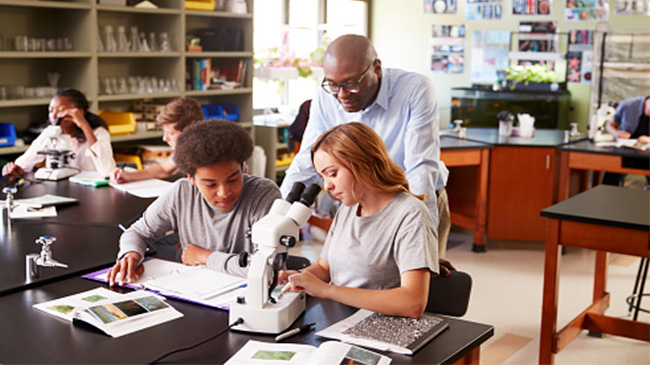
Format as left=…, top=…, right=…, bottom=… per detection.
left=53, top=88, right=108, bottom=142
left=174, top=120, right=253, bottom=176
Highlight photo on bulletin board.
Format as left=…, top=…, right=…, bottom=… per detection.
left=565, top=0, right=609, bottom=20
left=518, top=21, right=559, bottom=53
left=424, top=0, right=458, bottom=14
left=615, top=0, right=650, bottom=15
left=430, top=24, right=465, bottom=74
left=466, top=0, right=504, bottom=20
left=513, top=0, right=552, bottom=15
left=567, top=29, right=594, bottom=84
left=470, top=30, right=511, bottom=84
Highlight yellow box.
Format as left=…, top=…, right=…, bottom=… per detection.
left=185, top=0, right=215, bottom=11
left=98, top=111, right=137, bottom=136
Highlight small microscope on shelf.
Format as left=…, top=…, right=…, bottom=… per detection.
left=229, top=182, right=321, bottom=334
left=33, top=125, right=78, bottom=181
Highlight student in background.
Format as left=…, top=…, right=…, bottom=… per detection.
left=110, top=97, right=204, bottom=184
left=107, top=120, right=281, bottom=286
left=603, top=96, right=650, bottom=186
left=2, top=88, right=116, bottom=177
left=280, top=34, right=451, bottom=259
left=282, top=123, right=438, bottom=319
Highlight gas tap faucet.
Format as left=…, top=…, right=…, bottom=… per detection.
left=34, top=236, right=68, bottom=269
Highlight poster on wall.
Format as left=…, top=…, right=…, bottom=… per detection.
left=424, top=0, right=458, bottom=14
left=615, top=0, right=650, bottom=15
left=470, top=30, right=511, bottom=84
left=466, top=0, right=504, bottom=20
left=430, top=24, right=465, bottom=74
left=512, top=0, right=552, bottom=15
left=516, top=21, right=559, bottom=70
left=565, top=0, right=609, bottom=20
left=567, top=29, right=594, bottom=83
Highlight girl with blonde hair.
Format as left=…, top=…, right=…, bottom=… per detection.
left=282, top=122, right=439, bottom=318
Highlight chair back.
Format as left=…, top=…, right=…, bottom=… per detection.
left=426, top=270, right=472, bottom=317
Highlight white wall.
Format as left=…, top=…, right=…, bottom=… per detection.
left=370, top=0, right=650, bottom=129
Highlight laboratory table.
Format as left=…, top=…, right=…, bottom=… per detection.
left=448, top=128, right=576, bottom=242
left=0, top=276, right=493, bottom=364
left=440, top=135, right=492, bottom=251
left=556, top=139, right=650, bottom=202
left=539, top=185, right=650, bottom=364
left=2, top=178, right=155, bottom=226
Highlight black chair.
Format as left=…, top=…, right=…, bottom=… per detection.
left=286, top=255, right=311, bottom=271
left=426, top=270, right=472, bottom=317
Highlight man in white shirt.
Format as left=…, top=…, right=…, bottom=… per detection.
left=281, top=34, right=451, bottom=257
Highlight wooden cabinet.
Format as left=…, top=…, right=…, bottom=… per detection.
left=487, top=146, right=558, bottom=241
left=0, top=0, right=254, bottom=157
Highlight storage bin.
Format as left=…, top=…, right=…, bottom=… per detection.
left=185, top=0, right=215, bottom=11
left=201, top=103, right=239, bottom=122
left=0, top=123, right=17, bottom=147
left=98, top=111, right=137, bottom=136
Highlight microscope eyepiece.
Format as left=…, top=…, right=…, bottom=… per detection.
left=299, top=184, right=322, bottom=207
left=286, top=182, right=305, bottom=203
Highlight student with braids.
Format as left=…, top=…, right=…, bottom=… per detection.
left=2, top=88, right=116, bottom=177
left=282, top=123, right=439, bottom=318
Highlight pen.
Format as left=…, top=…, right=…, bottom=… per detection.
left=275, top=323, right=315, bottom=342
left=118, top=223, right=127, bottom=232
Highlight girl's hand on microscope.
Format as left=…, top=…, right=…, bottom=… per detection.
left=283, top=270, right=331, bottom=299
left=278, top=270, right=299, bottom=285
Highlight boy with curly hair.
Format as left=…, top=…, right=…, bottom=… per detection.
left=107, top=120, right=281, bottom=286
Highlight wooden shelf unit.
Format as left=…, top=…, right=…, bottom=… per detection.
left=0, top=0, right=255, bottom=157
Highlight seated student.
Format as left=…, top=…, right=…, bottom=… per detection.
left=282, top=123, right=439, bottom=319
left=110, top=97, right=204, bottom=184
left=107, top=120, right=281, bottom=286
left=2, top=88, right=116, bottom=177
left=603, top=96, right=650, bottom=186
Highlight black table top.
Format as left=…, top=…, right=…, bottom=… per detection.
left=0, top=276, right=494, bottom=364
left=441, top=134, right=492, bottom=150
left=3, top=179, right=154, bottom=226
left=541, top=185, right=650, bottom=231
left=0, top=222, right=123, bottom=296
left=449, top=127, right=572, bottom=147
left=559, top=139, right=650, bottom=160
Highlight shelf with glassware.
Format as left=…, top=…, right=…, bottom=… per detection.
left=0, top=0, right=255, bottom=155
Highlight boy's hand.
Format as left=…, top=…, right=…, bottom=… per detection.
left=106, top=252, right=143, bottom=287
left=182, top=244, right=211, bottom=266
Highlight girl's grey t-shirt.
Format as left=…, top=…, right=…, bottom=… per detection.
left=118, top=174, right=281, bottom=277
left=321, top=191, right=439, bottom=290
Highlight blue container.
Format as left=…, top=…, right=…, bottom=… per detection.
left=202, top=103, right=239, bottom=122
left=0, top=123, right=17, bottom=147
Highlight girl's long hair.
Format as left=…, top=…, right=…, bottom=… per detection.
left=310, top=122, right=425, bottom=202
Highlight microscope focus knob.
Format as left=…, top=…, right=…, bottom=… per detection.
left=238, top=251, right=249, bottom=268
left=280, top=235, right=296, bottom=248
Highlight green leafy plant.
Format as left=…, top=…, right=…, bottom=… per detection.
left=504, top=64, right=560, bottom=89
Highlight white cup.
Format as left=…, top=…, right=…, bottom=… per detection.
left=518, top=114, right=535, bottom=138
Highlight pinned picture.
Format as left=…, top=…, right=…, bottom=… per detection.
left=431, top=25, right=465, bottom=74
left=565, top=0, right=609, bottom=20
left=424, top=0, right=458, bottom=14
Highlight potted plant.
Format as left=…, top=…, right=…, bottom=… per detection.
left=502, top=64, right=563, bottom=92
left=497, top=110, right=514, bottom=136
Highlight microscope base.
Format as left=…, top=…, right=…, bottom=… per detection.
left=229, top=292, right=306, bottom=334
left=34, top=167, right=78, bottom=181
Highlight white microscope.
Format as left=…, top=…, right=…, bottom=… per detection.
left=230, top=183, right=321, bottom=334
left=33, top=125, right=78, bottom=181
left=589, top=104, right=616, bottom=143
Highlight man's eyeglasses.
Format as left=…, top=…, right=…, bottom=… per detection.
left=321, top=61, right=375, bottom=95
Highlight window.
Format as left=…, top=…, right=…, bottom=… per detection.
left=253, top=0, right=369, bottom=112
